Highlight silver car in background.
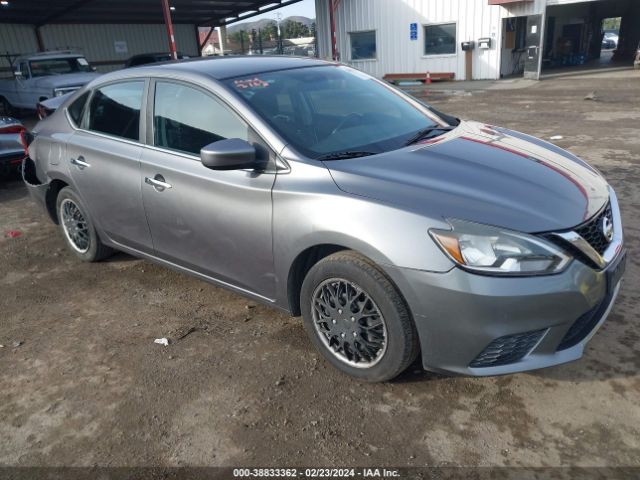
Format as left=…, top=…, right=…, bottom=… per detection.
left=1, top=116, right=28, bottom=178
left=23, top=57, right=626, bottom=382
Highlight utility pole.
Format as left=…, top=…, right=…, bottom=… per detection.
left=161, top=0, right=178, bottom=59
left=275, top=12, right=283, bottom=55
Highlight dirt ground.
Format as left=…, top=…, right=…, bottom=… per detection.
left=0, top=70, right=639, bottom=470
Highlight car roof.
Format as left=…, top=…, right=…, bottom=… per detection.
left=130, top=52, right=185, bottom=58
left=18, top=52, right=84, bottom=62
left=109, top=55, right=334, bottom=81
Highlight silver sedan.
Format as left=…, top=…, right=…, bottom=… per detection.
left=23, top=57, right=625, bottom=381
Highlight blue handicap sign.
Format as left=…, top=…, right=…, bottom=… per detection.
left=410, top=23, right=418, bottom=40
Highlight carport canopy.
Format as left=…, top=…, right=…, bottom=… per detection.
left=0, top=0, right=303, bottom=27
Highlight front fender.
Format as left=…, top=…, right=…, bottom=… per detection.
left=272, top=161, right=454, bottom=310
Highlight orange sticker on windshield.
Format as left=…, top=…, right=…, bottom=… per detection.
left=234, top=77, right=270, bottom=90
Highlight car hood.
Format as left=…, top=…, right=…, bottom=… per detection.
left=324, top=120, right=609, bottom=233
left=32, top=72, right=100, bottom=89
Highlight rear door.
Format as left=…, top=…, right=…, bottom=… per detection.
left=140, top=80, right=276, bottom=299
left=67, top=80, right=154, bottom=253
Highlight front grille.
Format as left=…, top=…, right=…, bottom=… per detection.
left=575, top=202, right=613, bottom=256
left=544, top=201, right=613, bottom=269
left=470, top=329, right=546, bottom=368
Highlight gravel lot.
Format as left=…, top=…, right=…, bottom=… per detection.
left=0, top=70, right=639, bottom=469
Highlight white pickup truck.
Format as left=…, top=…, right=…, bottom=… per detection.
left=0, top=51, right=100, bottom=115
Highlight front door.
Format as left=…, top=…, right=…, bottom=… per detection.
left=15, top=62, right=32, bottom=108
left=524, top=14, right=543, bottom=80
left=67, top=80, right=154, bottom=253
left=140, top=80, right=276, bottom=299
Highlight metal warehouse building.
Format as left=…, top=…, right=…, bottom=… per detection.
left=315, top=0, right=640, bottom=80
left=0, top=0, right=304, bottom=75
left=0, top=23, right=199, bottom=73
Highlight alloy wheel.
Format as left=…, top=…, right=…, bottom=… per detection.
left=60, top=198, right=90, bottom=253
left=311, top=278, right=388, bottom=368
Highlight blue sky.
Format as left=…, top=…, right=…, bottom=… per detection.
left=246, top=0, right=316, bottom=21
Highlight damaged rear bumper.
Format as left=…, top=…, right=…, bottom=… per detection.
left=22, top=157, right=50, bottom=215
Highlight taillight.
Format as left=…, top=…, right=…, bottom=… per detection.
left=19, top=130, right=33, bottom=156
left=37, top=104, right=47, bottom=120
left=0, top=125, right=25, bottom=135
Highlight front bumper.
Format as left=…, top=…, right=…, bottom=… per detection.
left=0, top=151, right=25, bottom=173
left=387, top=250, right=625, bottom=376
left=386, top=187, right=626, bottom=377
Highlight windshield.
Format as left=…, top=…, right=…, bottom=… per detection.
left=224, top=65, right=446, bottom=159
left=29, top=57, right=93, bottom=77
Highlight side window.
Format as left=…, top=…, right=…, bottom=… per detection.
left=19, top=62, right=30, bottom=78
left=68, top=91, right=89, bottom=126
left=153, top=81, right=249, bottom=156
left=87, top=81, right=144, bottom=141
left=424, top=23, right=457, bottom=55
left=349, top=31, right=377, bottom=60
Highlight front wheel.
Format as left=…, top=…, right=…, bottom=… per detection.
left=56, top=187, right=114, bottom=262
left=301, top=251, right=419, bottom=382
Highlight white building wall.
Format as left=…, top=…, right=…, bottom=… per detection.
left=315, top=0, right=505, bottom=80
left=0, top=23, right=198, bottom=74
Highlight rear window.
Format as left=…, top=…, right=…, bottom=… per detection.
left=87, top=81, right=144, bottom=141
left=29, top=57, right=92, bottom=77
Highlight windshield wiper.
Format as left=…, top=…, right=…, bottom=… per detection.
left=317, top=151, right=378, bottom=161
left=404, top=126, right=455, bottom=146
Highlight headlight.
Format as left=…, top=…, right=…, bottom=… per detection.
left=53, top=89, right=65, bottom=97
left=430, top=219, right=571, bottom=275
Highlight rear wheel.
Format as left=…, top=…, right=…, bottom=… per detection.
left=56, top=187, right=114, bottom=262
left=301, top=251, right=419, bottom=382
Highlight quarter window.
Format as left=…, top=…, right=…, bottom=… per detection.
left=349, top=31, right=377, bottom=60
left=153, top=82, right=249, bottom=156
left=68, top=91, right=89, bottom=126
left=424, top=23, right=457, bottom=55
left=87, top=81, right=144, bottom=141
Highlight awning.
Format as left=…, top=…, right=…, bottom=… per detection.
left=0, top=0, right=303, bottom=27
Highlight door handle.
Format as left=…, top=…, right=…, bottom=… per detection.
left=70, top=156, right=90, bottom=169
left=145, top=175, right=172, bottom=192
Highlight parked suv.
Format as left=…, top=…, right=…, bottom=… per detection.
left=0, top=51, right=100, bottom=114
left=23, top=57, right=625, bottom=382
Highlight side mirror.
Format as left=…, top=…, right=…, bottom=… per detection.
left=14, top=70, right=23, bottom=79
left=200, top=138, right=257, bottom=170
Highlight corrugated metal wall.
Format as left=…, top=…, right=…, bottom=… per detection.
left=0, top=24, right=40, bottom=72
left=315, top=0, right=505, bottom=80
left=1, top=23, right=198, bottom=73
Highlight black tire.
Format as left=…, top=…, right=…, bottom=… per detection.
left=56, top=187, right=114, bottom=262
left=301, top=251, right=419, bottom=382
left=0, top=97, right=14, bottom=117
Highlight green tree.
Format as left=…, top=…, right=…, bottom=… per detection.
left=602, top=17, right=621, bottom=31
left=229, top=30, right=249, bottom=53
left=230, top=30, right=248, bottom=44
left=282, top=20, right=310, bottom=39
left=260, top=22, right=278, bottom=41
